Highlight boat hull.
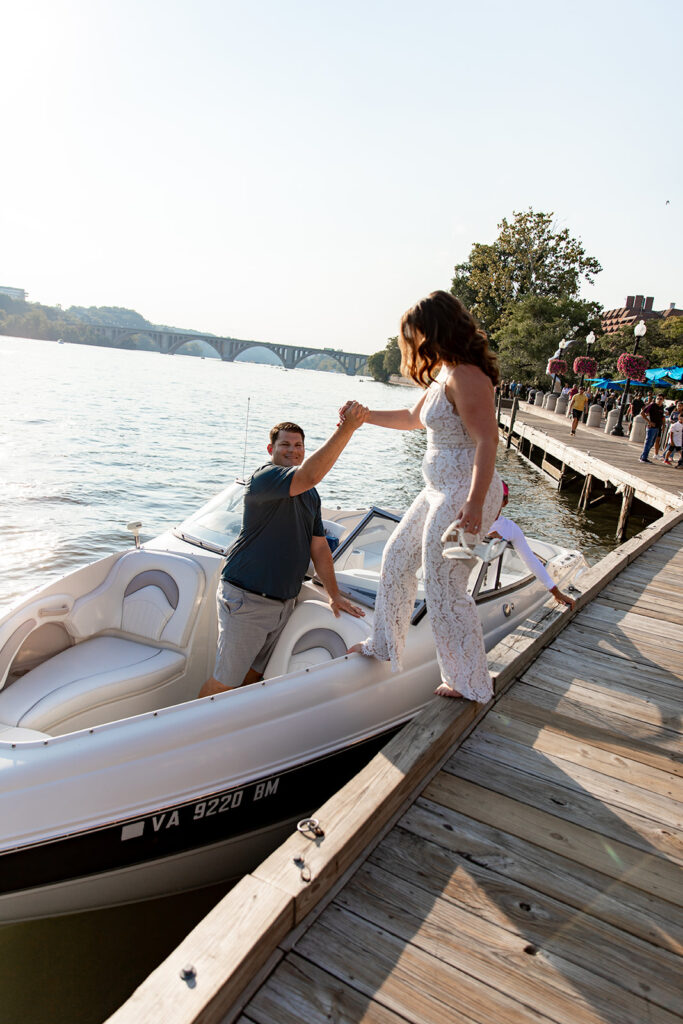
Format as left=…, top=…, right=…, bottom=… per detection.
left=0, top=725, right=399, bottom=923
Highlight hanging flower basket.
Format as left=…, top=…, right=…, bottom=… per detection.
left=617, top=353, right=649, bottom=382
left=573, top=356, right=597, bottom=377
left=547, top=358, right=567, bottom=376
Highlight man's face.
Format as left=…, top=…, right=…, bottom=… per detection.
left=268, top=430, right=305, bottom=467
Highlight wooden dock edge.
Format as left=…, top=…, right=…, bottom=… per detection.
left=499, top=406, right=683, bottom=514
left=106, top=507, right=683, bottom=1024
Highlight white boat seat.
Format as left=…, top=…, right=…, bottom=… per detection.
left=263, top=600, right=368, bottom=679
left=0, top=636, right=186, bottom=735
left=69, top=549, right=205, bottom=650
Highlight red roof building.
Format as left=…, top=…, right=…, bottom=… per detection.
left=601, top=295, right=682, bottom=333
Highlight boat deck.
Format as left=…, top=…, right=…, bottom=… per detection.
left=108, top=515, right=683, bottom=1024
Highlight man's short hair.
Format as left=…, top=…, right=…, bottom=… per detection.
left=269, top=421, right=305, bottom=445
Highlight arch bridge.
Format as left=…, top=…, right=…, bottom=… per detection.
left=84, top=325, right=368, bottom=375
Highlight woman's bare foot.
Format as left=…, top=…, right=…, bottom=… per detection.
left=347, top=642, right=365, bottom=655
left=434, top=682, right=464, bottom=698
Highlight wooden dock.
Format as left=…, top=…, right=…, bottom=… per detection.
left=498, top=402, right=683, bottom=537
left=107, top=507, right=683, bottom=1024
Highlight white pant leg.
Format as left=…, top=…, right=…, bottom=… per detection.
left=422, top=477, right=501, bottom=701
left=361, top=489, right=428, bottom=670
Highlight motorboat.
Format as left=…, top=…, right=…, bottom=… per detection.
left=0, top=482, right=588, bottom=923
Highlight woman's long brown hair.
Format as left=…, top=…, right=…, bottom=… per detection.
left=400, top=290, right=499, bottom=388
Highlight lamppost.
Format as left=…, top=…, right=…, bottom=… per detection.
left=580, top=331, right=596, bottom=388
left=552, top=338, right=569, bottom=392
left=612, top=319, right=647, bottom=436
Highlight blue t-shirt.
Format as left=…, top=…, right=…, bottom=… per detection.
left=221, top=463, right=325, bottom=599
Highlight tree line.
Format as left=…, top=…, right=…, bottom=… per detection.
left=367, top=208, right=682, bottom=385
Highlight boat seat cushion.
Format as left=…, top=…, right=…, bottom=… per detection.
left=0, top=636, right=185, bottom=735
left=263, top=600, right=368, bottom=679
left=69, top=550, right=205, bottom=650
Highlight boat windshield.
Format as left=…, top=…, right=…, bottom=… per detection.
left=173, top=480, right=246, bottom=554
left=330, top=507, right=426, bottom=616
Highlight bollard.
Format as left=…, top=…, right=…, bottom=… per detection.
left=586, top=404, right=603, bottom=428
left=546, top=394, right=558, bottom=411
left=629, top=416, right=647, bottom=444
left=604, top=408, right=620, bottom=433
left=555, top=396, right=568, bottom=415
left=534, top=391, right=545, bottom=407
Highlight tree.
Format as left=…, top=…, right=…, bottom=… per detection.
left=495, top=295, right=603, bottom=383
left=383, top=337, right=401, bottom=376
left=451, top=209, right=602, bottom=334
left=367, top=350, right=389, bottom=382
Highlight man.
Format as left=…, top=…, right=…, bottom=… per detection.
left=199, top=408, right=367, bottom=698
left=488, top=483, right=575, bottom=609
left=629, top=392, right=645, bottom=424
left=569, top=387, right=588, bottom=436
left=639, top=394, right=666, bottom=463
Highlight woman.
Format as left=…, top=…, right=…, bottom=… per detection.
left=343, top=290, right=502, bottom=702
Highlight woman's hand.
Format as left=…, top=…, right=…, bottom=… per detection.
left=454, top=498, right=485, bottom=536
left=338, top=400, right=354, bottom=424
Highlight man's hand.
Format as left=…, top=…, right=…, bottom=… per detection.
left=329, top=593, right=365, bottom=619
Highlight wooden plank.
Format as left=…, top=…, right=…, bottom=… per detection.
left=463, top=726, right=682, bottom=829
left=335, top=860, right=680, bottom=1024
left=345, top=852, right=683, bottom=1023
left=585, top=601, right=683, bottom=644
left=478, top=709, right=682, bottom=802
left=399, top=798, right=683, bottom=953
left=245, top=954, right=406, bottom=1024
left=502, top=682, right=683, bottom=768
left=105, top=875, right=294, bottom=1024
left=521, top=666, right=683, bottom=734
left=295, top=904, right=561, bottom=1024
left=425, top=772, right=681, bottom=902
left=531, top=645, right=682, bottom=702
left=551, top=626, right=683, bottom=679
left=443, top=748, right=683, bottom=864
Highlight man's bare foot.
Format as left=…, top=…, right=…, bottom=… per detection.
left=434, top=682, right=464, bottom=698
left=347, top=642, right=365, bottom=655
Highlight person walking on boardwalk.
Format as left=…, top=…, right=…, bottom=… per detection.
left=639, top=394, right=666, bottom=463
left=340, top=290, right=503, bottom=703
left=569, top=387, right=588, bottom=435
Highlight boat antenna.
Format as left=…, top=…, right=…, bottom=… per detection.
left=241, top=396, right=251, bottom=479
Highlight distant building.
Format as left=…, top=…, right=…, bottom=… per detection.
left=0, top=286, right=27, bottom=302
left=601, top=295, right=682, bottom=334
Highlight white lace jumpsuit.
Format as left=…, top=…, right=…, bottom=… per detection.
left=360, top=375, right=503, bottom=702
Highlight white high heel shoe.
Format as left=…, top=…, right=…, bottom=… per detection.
left=441, top=524, right=506, bottom=563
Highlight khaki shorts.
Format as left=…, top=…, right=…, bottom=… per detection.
left=214, top=580, right=296, bottom=688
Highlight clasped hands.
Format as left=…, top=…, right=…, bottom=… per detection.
left=338, top=400, right=369, bottom=429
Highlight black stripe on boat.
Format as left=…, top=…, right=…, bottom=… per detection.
left=0, top=727, right=401, bottom=897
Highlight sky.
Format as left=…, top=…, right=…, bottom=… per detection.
left=2, top=0, right=681, bottom=354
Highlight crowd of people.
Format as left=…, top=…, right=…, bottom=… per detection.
left=498, top=379, right=683, bottom=468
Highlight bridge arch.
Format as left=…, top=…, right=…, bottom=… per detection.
left=167, top=336, right=223, bottom=359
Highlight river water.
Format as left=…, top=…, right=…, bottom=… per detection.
left=0, top=335, right=647, bottom=1022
